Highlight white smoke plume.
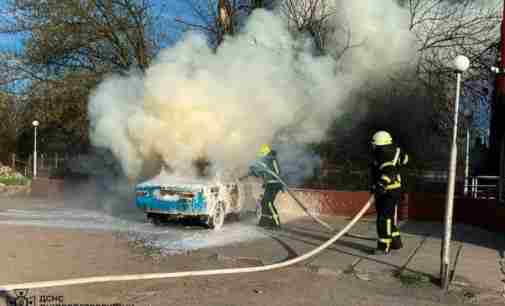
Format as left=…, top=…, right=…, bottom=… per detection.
left=88, top=1, right=417, bottom=183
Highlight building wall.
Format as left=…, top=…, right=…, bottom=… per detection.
left=276, top=189, right=502, bottom=233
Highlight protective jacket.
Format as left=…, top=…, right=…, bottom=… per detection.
left=370, top=145, right=408, bottom=196
left=249, top=150, right=281, bottom=185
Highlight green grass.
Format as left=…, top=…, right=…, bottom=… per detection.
left=395, top=271, right=431, bottom=287
left=0, top=176, right=30, bottom=186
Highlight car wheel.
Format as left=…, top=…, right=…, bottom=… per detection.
left=208, top=201, right=225, bottom=230
left=147, top=213, right=162, bottom=226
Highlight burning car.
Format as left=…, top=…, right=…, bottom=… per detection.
left=135, top=173, right=242, bottom=230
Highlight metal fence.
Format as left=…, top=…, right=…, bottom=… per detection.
left=464, top=176, right=500, bottom=200
left=9, top=153, right=70, bottom=178
left=4, top=153, right=503, bottom=200
left=415, top=172, right=500, bottom=199
left=313, top=167, right=502, bottom=199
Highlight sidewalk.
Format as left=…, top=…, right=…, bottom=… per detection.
left=214, top=215, right=505, bottom=299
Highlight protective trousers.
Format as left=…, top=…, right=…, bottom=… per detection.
left=259, top=183, right=282, bottom=228
left=375, top=193, right=402, bottom=252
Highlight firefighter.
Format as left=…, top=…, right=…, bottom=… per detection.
left=369, top=131, right=408, bottom=255
left=248, top=144, right=283, bottom=229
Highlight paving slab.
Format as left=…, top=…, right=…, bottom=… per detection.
left=405, top=237, right=461, bottom=278
left=453, top=243, right=503, bottom=291
left=355, top=234, right=426, bottom=275
left=274, top=231, right=359, bottom=271
left=211, top=217, right=376, bottom=272
left=450, top=223, right=505, bottom=292
left=212, top=215, right=505, bottom=296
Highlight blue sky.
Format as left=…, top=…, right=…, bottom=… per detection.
left=0, top=0, right=20, bottom=52
left=468, top=94, right=491, bottom=146
left=0, top=0, right=197, bottom=52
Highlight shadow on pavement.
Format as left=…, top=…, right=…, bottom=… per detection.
left=400, top=220, right=505, bottom=252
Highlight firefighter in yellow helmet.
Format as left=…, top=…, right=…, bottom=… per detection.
left=369, top=131, right=409, bottom=255
left=248, top=144, right=283, bottom=229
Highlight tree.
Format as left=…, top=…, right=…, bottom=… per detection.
left=0, top=91, right=21, bottom=161
left=19, top=72, right=95, bottom=155
left=279, top=0, right=339, bottom=55
left=0, top=0, right=171, bottom=154
left=174, top=0, right=275, bottom=48
left=0, top=0, right=159, bottom=74
left=405, top=0, right=500, bottom=136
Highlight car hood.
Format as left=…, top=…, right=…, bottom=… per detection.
left=136, top=170, right=217, bottom=191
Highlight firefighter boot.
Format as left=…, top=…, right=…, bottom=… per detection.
left=371, top=240, right=391, bottom=255
left=371, top=249, right=390, bottom=256
left=391, top=236, right=403, bottom=250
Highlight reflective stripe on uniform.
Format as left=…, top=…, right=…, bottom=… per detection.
left=273, top=160, right=280, bottom=174
left=256, top=161, right=269, bottom=173
left=379, top=238, right=391, bottom=252
left=392, top=231, right=400, bottom=237
left=387, top=219, right=391, bottom=236
left=403, top=154, right=409, bottom=165
left=379, top=161, right=395, bottom=170
left=393, top=148, right=400, bottom=165
left=381, top=175, right=392, bottom=183
left=257, top=161, right=279, bottom=184
left=385, top=182, right=401, bottom=190
left=379, top=174, right=401, bottom=190
left=379, top=148, right=401, bottom=170
left=268, top=202, right=280, bottom=226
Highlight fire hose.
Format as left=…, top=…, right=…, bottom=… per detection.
left=0, top=196, right=373, bottom=291
left=0, top=161, right=375, bottom=291
left=251, top=161, right=376, bottom=240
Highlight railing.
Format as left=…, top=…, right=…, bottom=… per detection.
left=500, top=178, right=505, bottom=203
left=464, top=176, right=499, bottom=199
left=9, top=153, right=71, bottom=178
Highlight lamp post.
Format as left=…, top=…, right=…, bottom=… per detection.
left=32, top=120, right=39, bottom=178
left=463, top=108, right=472, bottom=196
left=440, top=55, right=470, bottom=290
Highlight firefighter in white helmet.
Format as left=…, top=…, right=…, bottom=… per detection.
left=369, top=131, right=409, bottom=255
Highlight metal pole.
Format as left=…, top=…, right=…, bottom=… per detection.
left=440, top=72, right=462, bottom=290
left=33, top=126, right=37, bottom=178
left=473, top=177, right=477, bottom=198
left=464, top=128, right=470, bottom=196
